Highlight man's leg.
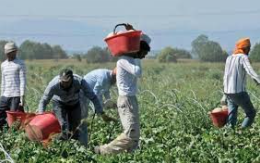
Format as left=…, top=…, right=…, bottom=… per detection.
left=79, top=93, right=89, bottom=147
left=53, top=101, right=69, bottom=140
left=10, top=97, right=21, bottom=111
left=98, top=95, right=140, bottom=154
left=226, top=95, right=239, bottom=128
left=0, top=96, right=9, bottom=129
left=68, top=102, right=81, bottom=140
left=237, top=93, right=256, bottom=128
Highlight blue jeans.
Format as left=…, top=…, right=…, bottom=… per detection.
left=226, top=92, right=256, bottom=128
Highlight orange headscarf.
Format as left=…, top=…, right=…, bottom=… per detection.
left=233, top=38, right=251, bottom=55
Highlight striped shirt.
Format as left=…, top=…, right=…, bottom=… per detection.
left=84, top=69, right=112, bottom=104
left=38, top=74, right=103, bottom=114
left=1, top=58, right=26, bottom=97
left=117, top=56, right=142, bottom=96
left=224, top=53, right=260, bottom=94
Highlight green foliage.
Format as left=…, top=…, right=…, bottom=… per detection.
left=250, top=42, right=260, bottom=62
left=0, top=40, right=8, bottom=61
left=85, top=46, right=117, bottom=63
left=17, top=40, right=68, bottom=60
left=157, top=46, right=177, bottom=63
left=192, top=35, right=227, bottom=62
left=1, top=61, right=260, bottom=162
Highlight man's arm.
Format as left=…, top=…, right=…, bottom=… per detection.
left=117, top=58, right=142, bottom=77
left=81, top=79, right=103, bottom=114
left=1, top=65, right=5, bottom=96
left=242, top=56, right=260, bottom=84
left=38, top=83, right=55, bottom=113
left=19, top=61, right=26, bottom=106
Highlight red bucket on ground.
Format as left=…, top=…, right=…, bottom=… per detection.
left=6, top=111, right=36, bottom=128
left=104, top=24, right=142, bottom=56
left=25, top=112, right=61, bottom=141
left=210, top=108, right=229, bottom=128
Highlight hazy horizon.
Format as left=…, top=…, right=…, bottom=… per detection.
left=0, top=0, right=260, bottom=51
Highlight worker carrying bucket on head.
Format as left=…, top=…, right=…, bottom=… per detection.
left=94, top=23, right=151, bottom=155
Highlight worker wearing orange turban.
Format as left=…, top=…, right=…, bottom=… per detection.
left=233, top=38, right=251, bottom=55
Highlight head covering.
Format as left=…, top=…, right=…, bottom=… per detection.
left=4, top=42, right=18, bottom=54
left=233, top=38, right=251, bottom=55
left=140, top=33, right=151, bottom=45
left=112, top=67, right=117, bottom=75
left=59, top=69, right=73, bottom=82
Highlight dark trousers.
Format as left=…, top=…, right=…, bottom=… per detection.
left=0, top=96, right=21, bottom=128
left=53, top=101, right=81, bottom=140
left=226, top=92, right=256, bottom=128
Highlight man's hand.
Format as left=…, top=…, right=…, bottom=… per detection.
left=125, top=23, right=134, bottom=30
left=20, top=95, right=25, bottom=107
left=101, top=114, right=117, bottom=123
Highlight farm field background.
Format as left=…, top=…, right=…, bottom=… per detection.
left=1, top=59, right=260, bottom=162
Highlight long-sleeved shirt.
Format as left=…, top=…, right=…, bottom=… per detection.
left=38, top=74, right=103, bottom=113
left=1, top=58, right=26, bottom=97
left=224, top=53, right=260, bottom=94
left=84, top=69, right=112, bottom=104
left=117, top=56, right=142, bottom=96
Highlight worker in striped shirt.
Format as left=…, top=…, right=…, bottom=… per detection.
left=0, top=42, right=26, bottom=129
left=223, top=38, right=260, bottom=128
left=95, top=24, right=151, bottom=154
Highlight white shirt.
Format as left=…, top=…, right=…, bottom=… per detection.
left=117, top=56, right=142, bottom=96
left=1, top=58, right=26, bottom=97
left=224, top=53, right=260, bottom=94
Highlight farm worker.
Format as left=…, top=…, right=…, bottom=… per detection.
left=83, top=68, right=117, bottom=109
left=223, top=38, right=260, bottom=128
left=0, top=42, right=26, bottom=129
left=94, top=24, right=151, bottom=154
left=79, top=68, right=117, bottom=146
left=38, top=68, right=115, bottom=142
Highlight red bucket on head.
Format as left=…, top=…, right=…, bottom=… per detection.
left=6, top=111, right=36, bottom=128
left=210, top=109, right=229, bottom=128
left=104, top=24, right=142, bottom=56
left=25, top=112, right=61, bottom=141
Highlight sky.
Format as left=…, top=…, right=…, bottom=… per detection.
left=0, top=0, right=260, bottom=52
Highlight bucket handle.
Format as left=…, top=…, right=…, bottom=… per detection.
left=113, top=23, right=135, bottom=34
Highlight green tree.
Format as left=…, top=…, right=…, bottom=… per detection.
left=191, top=35, right=227, bottom=62
left=52, top=45, right=68, bottom=61
left=0, top=40, right=8, bottom=61
left=157, top=46, right=177, bottom=63
left=250, top=42, right=260, bottom=62
left=85, top=46, right=110, bottom=63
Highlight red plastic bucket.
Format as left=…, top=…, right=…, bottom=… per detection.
left=6, top=111, right=36, bottom=128
left=25, top=112, right=61, bottom=141
left=210, top=109, right=229, bottom=128
left=105, top=24, right=142, bottom=56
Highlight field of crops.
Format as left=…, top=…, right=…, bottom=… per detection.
left=1, top=59, right=260, bottom=163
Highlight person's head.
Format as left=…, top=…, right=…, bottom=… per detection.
left=134, top=33, right=151, bottom=59
left=4, top=42, right=18, bottom=61
left=234, top=38, right=251, bottom=55
left=59, top=69, right=73, bottom=90
left=111, top=67, right=117, bottom=85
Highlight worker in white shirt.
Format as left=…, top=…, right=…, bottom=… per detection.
left=223, top=38, right=260, bottom=128
left=0, top=42, right=26, bottom=129
left=95, top=24, right=151, bottom=154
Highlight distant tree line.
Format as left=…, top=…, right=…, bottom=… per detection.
left=1, top=36, right=260, bottom=63
left=0, top=40, right=68, bottom=61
